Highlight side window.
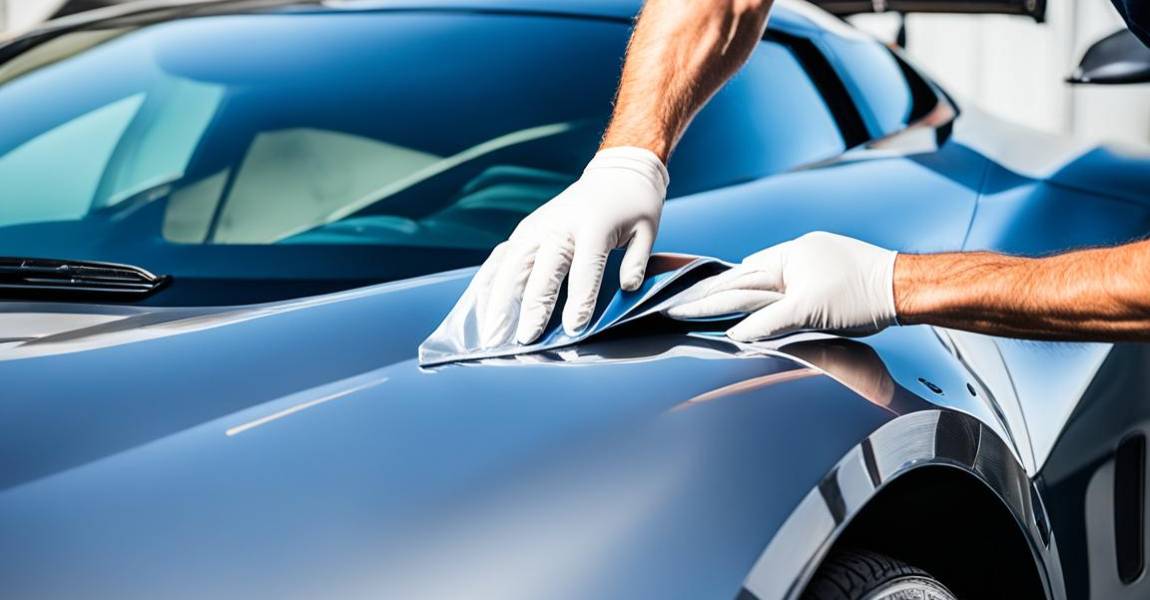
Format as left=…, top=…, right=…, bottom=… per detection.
left=819, top=36, right=938, bottom=140
left=668, top=39, right=846, bottom=197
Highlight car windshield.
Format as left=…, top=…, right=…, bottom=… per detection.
left=0, top=9, right=844, bottom=305
left=0, top=11, right=635, bottom=304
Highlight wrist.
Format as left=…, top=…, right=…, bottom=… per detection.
left=586, top=146, right=671, bottom=194
left=892, top=253, right=932, bottom=325
left=600, top=127, right=674, bottom=164
left=875, top=249, right=900, bottom=327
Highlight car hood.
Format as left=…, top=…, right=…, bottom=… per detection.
left=0, top=271, right=937, bottom=599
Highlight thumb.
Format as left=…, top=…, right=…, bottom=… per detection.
left=726, top=297, right=804, bottom=342
left=619, top=224, right=655, bottom=291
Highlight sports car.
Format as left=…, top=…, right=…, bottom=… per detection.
left=2, top=1, right=1149, bottom=598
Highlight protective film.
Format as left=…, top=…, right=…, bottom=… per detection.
left=418, top=252, right=737, bottom=366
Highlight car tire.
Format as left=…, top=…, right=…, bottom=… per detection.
left=801, top=549, right=957, bottom=600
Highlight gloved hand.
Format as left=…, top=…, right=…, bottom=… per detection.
left=473, top=146, right=670, bottom=347
left=665, top=232, right=898, bottom=341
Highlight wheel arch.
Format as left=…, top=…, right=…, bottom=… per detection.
left=738, top=409, right=1067, bottom=600
left=825, top=463, right=1046, bottom=598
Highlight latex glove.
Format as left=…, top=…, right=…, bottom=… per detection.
left=473, top=146, right=669, bottom=347
left=665, top=232, right=898, bottom=341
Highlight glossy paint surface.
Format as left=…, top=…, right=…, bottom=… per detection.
left=1038, top=344, right=1150, bottom=599
left=1, top=276, right=906, bottom=598
left=2, top=1, right=1150, bottom=599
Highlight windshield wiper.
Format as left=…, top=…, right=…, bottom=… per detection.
left=0, top=257, right=168, bottom=298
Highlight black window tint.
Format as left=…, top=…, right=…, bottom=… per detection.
left=668, top=40, right=846, bottom=197
left=819, top=35, right=939, bottom=139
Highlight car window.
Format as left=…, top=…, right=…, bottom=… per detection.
left=0, top=11, right=851, bottom=305
left=818, top=35, right=934, bottom=140
left=668, top=39, right=846, bottom=197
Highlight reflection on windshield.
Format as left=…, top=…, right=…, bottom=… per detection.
left=0, top=11, right=628, bottom=304
left=0, top=8, right=849, bottom=306
left=208, top=120, right=585, bottom=246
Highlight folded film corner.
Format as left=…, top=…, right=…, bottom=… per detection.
left=418, top=252, right=739, bottom=367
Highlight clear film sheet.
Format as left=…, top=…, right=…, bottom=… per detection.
left=419, top=253, right=738, bottom=366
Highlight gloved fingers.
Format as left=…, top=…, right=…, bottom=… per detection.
left=740, top=240, right=793, bottom=290
left=663, top=267, right=748, bottom=309
left=562, top=234, right=611, bottom=337
left=472, top=242, right=508, bottom=334
left=516, top=239, right=574, bottom=345
left=726, top=297, right=803, bottom=342
left=664, top=289, right=783, bottom=320
left=481, top=240, right=538, bottom=348
left=619, top=224, right=655, bottom=292
left=661, top=265, right=778, bottom=315
left=708, top=268, right=786, bottom=294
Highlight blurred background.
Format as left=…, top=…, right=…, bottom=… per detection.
left=0, top=0, right=124, bottom=32
left=1, top=0, right=1146, bottom=145
left=849, top=1, right=1150, bottom=146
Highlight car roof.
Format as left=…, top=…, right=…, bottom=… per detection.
left=329, top=0, right=855, bottom=35
left=8, top=0, right=863, bottom=50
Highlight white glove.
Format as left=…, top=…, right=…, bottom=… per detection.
left=665, top=232, right=898, bottom=342
left=473, top=146, right=669, bottom=347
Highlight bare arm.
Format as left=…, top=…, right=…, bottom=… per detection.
left=665, top=233, right=1150, bottom=344
left=895, top=241, right=1150, bottom=341
left=473, top=0, right=775, bottom=347
left=601, top=0, right=774, bottom=161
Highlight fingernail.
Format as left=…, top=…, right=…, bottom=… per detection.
left=515, top=316, right=535, bottom=343
left=726, top=328, right=747, bottom=342
left=564, top=320, right=588, bottom=337
left=516, top=324, right=540, bottom=345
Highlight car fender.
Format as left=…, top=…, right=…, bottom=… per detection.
left=740, top=408, right=1066, bottom=600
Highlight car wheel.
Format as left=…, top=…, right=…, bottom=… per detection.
left=802, top=549, right=957, bottom=600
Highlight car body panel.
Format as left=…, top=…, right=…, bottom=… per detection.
left=743, top=409, right=1063, bottom=599
left=3, top=0, right=1150, bottom=598
left=1, top=107, right=1148, bottom=600
left=1039, top=343, right=1150, bottom=599
left=1, top=288, right=906, bottom=598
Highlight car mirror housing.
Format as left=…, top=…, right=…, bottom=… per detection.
left=1068, top=27, right=1150, bottom=84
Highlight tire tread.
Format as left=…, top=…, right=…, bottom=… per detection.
left=801, top=549, right=954, bottom=600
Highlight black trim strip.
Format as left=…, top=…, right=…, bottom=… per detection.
left=861, top=438, right=882, bottom=488
left=819, top=468, right=848, bottom=525
left=768, top=31, right=871, bottom=149
left=810, top=0, right=1045, bottom=22
left=1115, top=433, right=1146, bottom=584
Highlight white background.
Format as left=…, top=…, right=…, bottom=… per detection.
left=851, top=0, right=1150, bottom=146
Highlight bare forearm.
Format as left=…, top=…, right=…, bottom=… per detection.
left=601, top=0, right=772, bottom=161
left=894, top=241, right=1150, bottom=341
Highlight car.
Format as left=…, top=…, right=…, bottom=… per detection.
left=1, top=0, right=1149, bottom=598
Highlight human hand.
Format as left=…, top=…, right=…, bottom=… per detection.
left=665, top=232, right=898, bottom=341
left=472, top=147, right=669, bottom=347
